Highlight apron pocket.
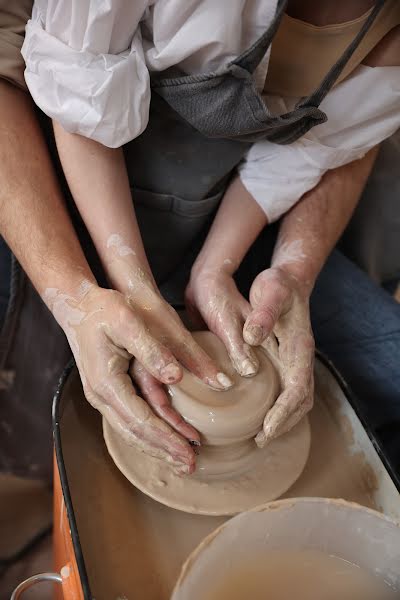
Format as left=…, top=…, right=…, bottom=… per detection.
left=132, top=187, right=223, bottom=282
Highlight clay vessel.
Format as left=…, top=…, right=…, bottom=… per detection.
left=168, top=331, right=280, bottom=478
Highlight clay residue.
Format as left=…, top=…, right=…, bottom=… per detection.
left=58, top=365, right=391, bottom=600
left=202, top=550, right=398, bottom=600
left=103, top=413, right=311, bottom=515
left=286, top=398, right=377, bottom=508
left=168, top=331, right=280, bottom=448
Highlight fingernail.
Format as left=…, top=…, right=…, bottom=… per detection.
left=190, top=440, right=201, bottom=455
left=160, top=363, right=181, bottom=383
left=256, top=423, right=278, bottom=447
left=244, top=324, right=263, bottom=346
left=216, top=372, right=234, bottom=389
left=255, top=431, right=267, bottom=448
left=189, top=439, right=201, bottom=447
left=241, top=358, right=258, bottom=377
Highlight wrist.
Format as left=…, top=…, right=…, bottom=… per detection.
left=189, top=265, right=233, bottom=294
left=42, top=276, right=98, bottom=330
left=191, top=256, right=237, bottom=285
left=273, top=263, right=315, bottom=299
left=101, top=234, right=157, bottom=297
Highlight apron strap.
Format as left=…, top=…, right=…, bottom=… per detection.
left=299, top=0, right=388, bottom=109
left=231, top=0, right=288, bottom=75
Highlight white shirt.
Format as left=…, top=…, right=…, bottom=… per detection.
left=240, top=65, right=400, bottom=221
left=22, top=0, right=400, bottom=223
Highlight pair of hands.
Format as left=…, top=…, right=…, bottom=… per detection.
left=63, top=266, right=314, bottom=475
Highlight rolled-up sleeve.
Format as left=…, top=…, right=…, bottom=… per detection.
left=239, top=65, right=400, bottom=222
left=0, top=1, right=32, bottom=91
left=21, top=0, right=151, bottom=147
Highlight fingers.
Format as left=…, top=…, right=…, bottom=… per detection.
left=156, top=300, right=233, bottom=390
left=186, top=278, right=258, bottom=377
left=227, top=338, right=259, bottom=378
left=210, top=295, right=259, bottom=378
left=138, top=298, right=235, bottom=392
left=255, top=331, right=314, bottom=446
left=272, top=402, right=310, bottom=437
left=107, top=310, right=184, bottom=386
left=255, top=324, right=314, bottom=446
left=176, top=334, right=234, bottom=390
left=184, top=285, right=208, bottom=330
left=255, top=388, right=310, bottom=447
left=211, top=310, right=259, bottom=377
left=261, top=334, right=280, bottom=362
left=243, top=277, right=290, bottom=346
left=131, top=361, right=201, bottom=444
left=97, top=372, right=196, bottom=475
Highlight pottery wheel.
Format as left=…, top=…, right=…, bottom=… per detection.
left=103, top=417, right=310, bottom=516
left=104, top=330, right=311, bottom=516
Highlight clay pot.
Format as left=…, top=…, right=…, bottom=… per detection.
left=168, top=331, right=280, bottom=477
left=169, top=332, right=280, bottom=445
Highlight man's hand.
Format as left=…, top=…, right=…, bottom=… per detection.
left=244, top=267, right=314, bottom=446
left=186, top=267, right=314, bottom=446
left=46, top=283, right=232, bottom=475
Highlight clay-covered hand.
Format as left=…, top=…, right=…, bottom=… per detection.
left=243, top=267, right=315, bottom=446
left=185, top=270, right=259, bottom=377
left=45, top=283, right=230, bottom=474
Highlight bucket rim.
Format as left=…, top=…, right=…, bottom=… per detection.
left=173, top=496, right=400, bottom=596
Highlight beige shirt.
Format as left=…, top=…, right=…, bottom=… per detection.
left=265, top=0, right=400, bottom=97
left=0, top=0, right=32, bottom=90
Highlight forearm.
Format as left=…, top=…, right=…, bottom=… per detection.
left=52, top=123, right=154, bottom=294
left=272, top=148, right=379, bottom=294
left=192, top=176, right=268, bottom=278
left=0, top=81, right=95, bottom=305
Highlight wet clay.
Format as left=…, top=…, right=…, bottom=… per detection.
left=168, top=331, right=283, bottom=480
left=104, top=331, right=310, bottom=513
left=59, top=364, right=395, bottom=600
left=103, top=413, right=310, bottom=514
left=168, top=331, right=280, bottom=449
left=203, top=550, right=398, bottom=600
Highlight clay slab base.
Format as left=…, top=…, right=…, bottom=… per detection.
left=103, top=416, right=310, bottom=516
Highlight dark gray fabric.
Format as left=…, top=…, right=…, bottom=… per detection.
left=126, top=0, right=387, bottom=283
left=152, top=0, right=387, bottom=145
left=0, top=236, right=11, bottom=326
left=0, top=255, right=71, bottom=480
left=124, top=94, right=246, bottom=282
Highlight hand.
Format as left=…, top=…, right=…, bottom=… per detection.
left=243, top=267, right=315, bottom=446
left=185, top=270, right=259, bottom=377
left=186, top=266, right=314, bottom=446
left=46, top=283, right=231, bottom=474
left=127, top=269, right=257, bottom=464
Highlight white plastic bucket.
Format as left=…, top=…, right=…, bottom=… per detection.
left=172, top=497, right=400, bottom=599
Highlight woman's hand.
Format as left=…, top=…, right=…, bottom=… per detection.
left=46, top=282, right=232, bottom=474
left=244, top=267, right=314, bottom=446
left=186, top=266, right=315, bottom=446
left=185, top=270, right=259, bottom=377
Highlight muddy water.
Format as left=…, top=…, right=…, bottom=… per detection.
left=60, top=368, right=383, bottom=600
left=205, top=550, right=398, bottom=600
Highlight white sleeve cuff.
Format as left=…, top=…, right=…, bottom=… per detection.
left=238, top=143, right=323, bottom=223
left=22, top=18, right=150, bottom=148
left=240, top=65, right=400, bottom=222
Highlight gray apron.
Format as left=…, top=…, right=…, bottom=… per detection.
left=126, top=0, right=387, bottom=285
left=0, top=0, right=386, bottom=479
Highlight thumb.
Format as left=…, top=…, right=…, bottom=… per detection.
left=243, top=276, right=290, bottom=346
